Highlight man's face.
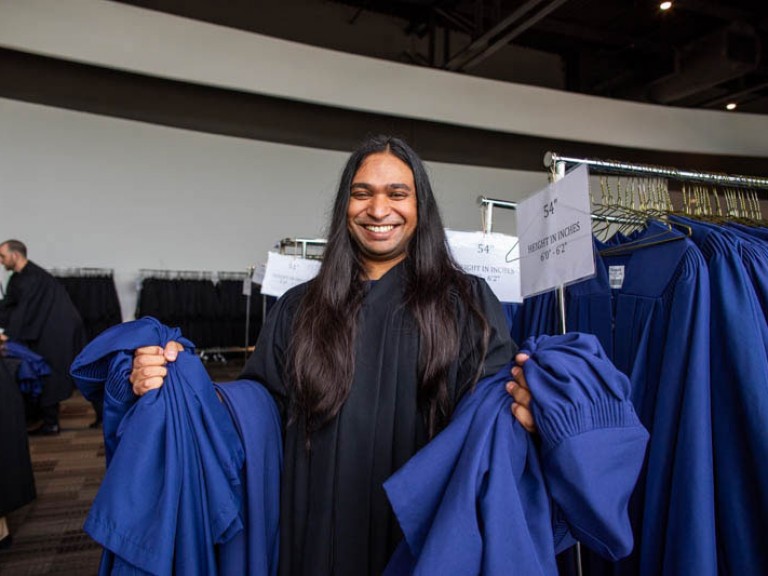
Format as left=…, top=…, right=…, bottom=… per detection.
left=0, top=244, right=15, bottom=272
left=346, top=153, right=418, bottom=278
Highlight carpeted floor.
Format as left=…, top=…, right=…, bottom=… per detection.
left=0, top=360, right=245, bottom=576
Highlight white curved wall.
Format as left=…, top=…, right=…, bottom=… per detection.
left=1, top=0, right=767, bottom=157
left=0, top=99, right=538, bottom=320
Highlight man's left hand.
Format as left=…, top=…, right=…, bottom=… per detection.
left=506, top=353, right=536, bottom=433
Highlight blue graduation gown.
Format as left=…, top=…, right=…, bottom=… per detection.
left=383, top=333, right=648, bottom=576
left=71, top=317, right=246, bottom=575
left=723, top=223, right=768, bottom=321
left=4, top=340, right=51, bottom=396
left=670, top=217, right=768, bottom=576
left=523, top=223, right=716, bottom=576
left=214, top=379, right=282, bottom=576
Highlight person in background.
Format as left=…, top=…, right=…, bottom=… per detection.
left=0, top=240, right=87, bottom=435
left=0, top=355, right=36, bottom=550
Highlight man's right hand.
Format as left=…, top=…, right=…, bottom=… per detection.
left=130, top=341, right=184, bottom=396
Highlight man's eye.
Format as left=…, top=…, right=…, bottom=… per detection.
left=351, top=191, right=370, bottom=199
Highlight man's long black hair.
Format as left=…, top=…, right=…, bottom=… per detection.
left=288, top=135, right=490, bottom=441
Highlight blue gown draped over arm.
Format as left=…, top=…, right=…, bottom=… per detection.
left=70, top=317, right=245, bottom=576
left=383, top=333, right=648, bottom=576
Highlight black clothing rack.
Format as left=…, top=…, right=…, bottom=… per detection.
left=50, top=267, right=122, bottom=341
left=136, top=268, right=259, bottom=361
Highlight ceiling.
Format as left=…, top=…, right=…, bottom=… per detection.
left=380, top=0, right=768, bottom=112
left=115, top=0, right=768, bottom=114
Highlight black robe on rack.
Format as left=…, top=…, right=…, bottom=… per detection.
left=0, top=358, right=36, bottom=516
left=241, top=262, right=514, bottom=576
left=0, top=261, right=86, bottom=407
left=55, top=274, right=122, bottom=341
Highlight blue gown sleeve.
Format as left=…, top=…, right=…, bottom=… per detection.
left=520, top=333, right=649, bottom=561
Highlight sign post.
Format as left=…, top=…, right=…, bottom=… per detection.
left=516, top=163, right=594, bottom=299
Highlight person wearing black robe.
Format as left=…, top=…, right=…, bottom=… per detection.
left=240, top=262, right=512, bottom=575
left=130, top=136, right=532, bottom=576
left=0, top=240, right=87, bottom=434
left=0, top=356, right=36, bottom=548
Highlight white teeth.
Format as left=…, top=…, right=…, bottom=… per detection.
left=365, top=225, right=395, bottom=232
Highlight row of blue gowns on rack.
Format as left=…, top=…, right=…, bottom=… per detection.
left=506, top=217, right=768, bottom=576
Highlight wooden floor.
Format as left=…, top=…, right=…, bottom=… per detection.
left=0, top=360, right=245, bottom=576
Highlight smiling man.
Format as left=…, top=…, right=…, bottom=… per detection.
left=346, top=151, right=417, bottom=278
left=131, top=135, right=533, bottom=576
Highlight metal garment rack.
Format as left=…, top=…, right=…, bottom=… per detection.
left=137, top=268, right=255, bottom=362
left=50, top=266, right=115, bottom=277
left=480, top=152, right=768, bottom=323
left=543, top=154, right=768, bottom=576
left=242, top=264, right=257, bottom=364
left=250, top=237, right=329, bottom=355
left=278, top=237, right=327, bottom=259
left=543, top=152, right=768, bottom=190
left=480, top=152, right=768, bottom=576
left=138, top=268, right=250, bottom=282
left=479, top=196, right=634, bottom=235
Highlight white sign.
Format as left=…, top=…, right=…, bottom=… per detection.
left=516, top=164, right=594, bottom=297
left=446, top=230, right=522, bottom=303
left=261, top=252, right=322, bottom=298
left=251, top=263, right=266, bottom=286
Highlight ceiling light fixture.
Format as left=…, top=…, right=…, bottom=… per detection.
left=726, top=102, right=737, bottom=111
left=659, top=1, right=672, bottom=10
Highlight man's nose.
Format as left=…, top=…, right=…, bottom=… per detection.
left=366, top=194, right=390, bottom=219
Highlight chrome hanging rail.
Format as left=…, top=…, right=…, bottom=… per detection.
left=543, top=152, right=768, bottom=189
left=50, top=266, right=115, bottom=277
left=278, top=237, right=327, bottom=259
left=478, top=196, right=635, bottom=234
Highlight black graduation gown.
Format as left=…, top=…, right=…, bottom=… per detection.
left=0, top=358, right=36, bottom=516
left=0, top=261, right=86, bottom=406
left=241, top=263, right=514, bottom=576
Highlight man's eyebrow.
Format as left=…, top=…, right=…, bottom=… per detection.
left=350, top=182, right=412, bottom=190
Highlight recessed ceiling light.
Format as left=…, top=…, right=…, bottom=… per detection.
left=660, top=1, right=673, bottom=10
left=726, top=102, right=737, bottom=111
